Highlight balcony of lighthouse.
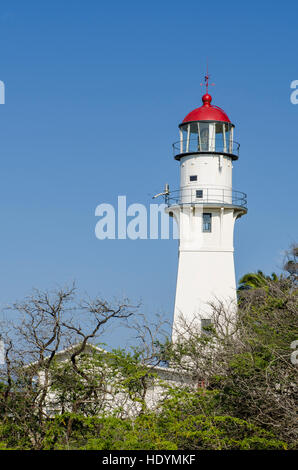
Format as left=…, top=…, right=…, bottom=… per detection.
left=164, top=187, right=247, bottom=213
left=173, top=121, right=239, bottom=160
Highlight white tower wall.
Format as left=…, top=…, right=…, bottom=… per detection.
left=179, top=154, right=234, bottom=206
left=168, top=202, right=238, bottom=339
left=173, top=251, right=237, bottom=332
left=180, top=154, right=233, bottom=190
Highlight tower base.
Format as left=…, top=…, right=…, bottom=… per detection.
left=172, top=250, right=237, bottom=341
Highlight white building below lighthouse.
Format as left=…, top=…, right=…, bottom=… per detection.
left=164, top=86, right=247, bottom=339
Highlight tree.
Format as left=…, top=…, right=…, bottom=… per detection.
left=163, top=270, right=298, bottom=448
left=41, top=394, right=286, bottom=450
left=238, top=270, right=278, bottom=290
left=0, top=285, right=137, bottom=449
left=283, top=243, right=298, bottom=285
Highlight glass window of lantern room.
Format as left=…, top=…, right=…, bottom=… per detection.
left=199, top=123, right=209, bottom=151
left=189, top=122, right=198, bottom=153
left=181, top=126, right=188, bottom=153
left=215, top=123, right=224, bottom=152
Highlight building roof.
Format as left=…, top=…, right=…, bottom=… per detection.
left=181, top=93, right=231, bottom=124
left=24, top=342, right=192, bottom=380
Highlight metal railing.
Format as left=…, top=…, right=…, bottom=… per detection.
left=164, top=187, right=247, bottom=209
left=172, top=138, right=240, bottom=158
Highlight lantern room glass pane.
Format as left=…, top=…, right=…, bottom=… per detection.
left=189, top=123, right=199, bottom=153
left=199, top=123, right=209, bottom=151
left=215, top=123, right=224, bottom=151
left=182, top=127, right=188, bottom=153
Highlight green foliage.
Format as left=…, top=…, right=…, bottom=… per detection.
left=0, top=252, right=296, bottom=450
left=40, top=395, right=286, bottom=450
left=238, top=270, right=279, bottom=291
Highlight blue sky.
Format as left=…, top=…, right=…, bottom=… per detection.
left=0, top=0, right=297, bottom=348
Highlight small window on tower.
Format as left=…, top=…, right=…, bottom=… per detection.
left=201, top=318, right=212, bottom=336
left=196, top=190, right=203, bottom=199
left=203, top=213, right=212, bottom=232
left=189, top=175, right=197, bottom=182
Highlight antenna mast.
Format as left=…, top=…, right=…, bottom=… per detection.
left=200, top=60, right=215, bottom=94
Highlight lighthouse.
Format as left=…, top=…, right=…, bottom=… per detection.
left=164, top=77, right=247, bottom=339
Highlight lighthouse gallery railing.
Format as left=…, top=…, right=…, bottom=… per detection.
left=164, top=188, right=247, bottom=209
left=172, top=138, right=240, bottom=159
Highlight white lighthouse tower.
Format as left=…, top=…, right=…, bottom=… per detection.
left=165, top=77, right=247, bottom=338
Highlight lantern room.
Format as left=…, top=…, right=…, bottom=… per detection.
left=173, top=93, right=239, bottom=160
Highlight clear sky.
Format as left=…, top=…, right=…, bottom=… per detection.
left=0, top=0, right=297, bottom=348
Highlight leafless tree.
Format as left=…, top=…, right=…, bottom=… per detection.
left=0, top=285, right=137, bottom=449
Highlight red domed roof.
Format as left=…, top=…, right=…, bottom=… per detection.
left=181, top=93, right=230, bottom=124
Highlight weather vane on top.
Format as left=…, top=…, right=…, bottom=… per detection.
left=200, top=62, right=215, bottom=94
